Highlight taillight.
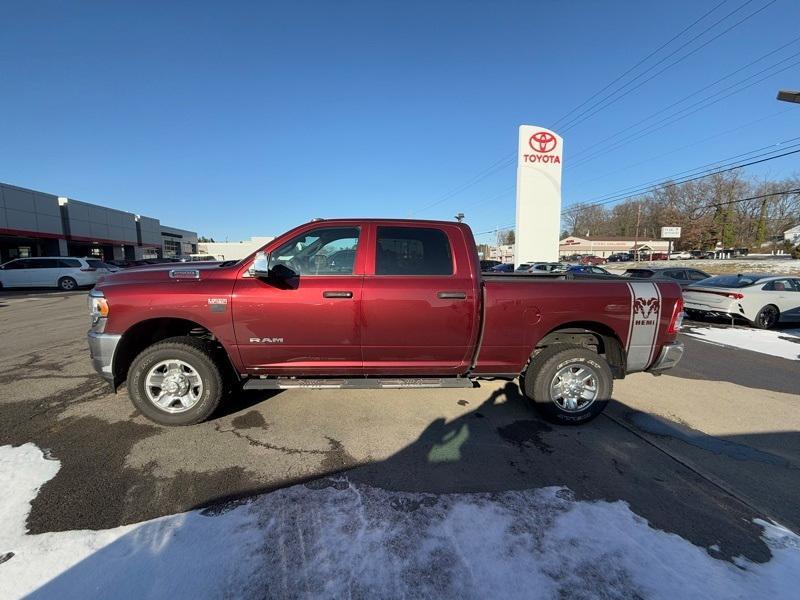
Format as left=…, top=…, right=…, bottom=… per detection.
left=726, top=293, right=744, bottom=300
left=667, top=297, right=684, bottom=335
left=81, top=267, right=97, bottom=272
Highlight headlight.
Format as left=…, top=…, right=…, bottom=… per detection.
left=88, top=290, right=109, bottom=324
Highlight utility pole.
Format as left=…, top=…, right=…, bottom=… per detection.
left=633, top=203, right=641, bottom=262
left=454, top=212, right=464, bottom=223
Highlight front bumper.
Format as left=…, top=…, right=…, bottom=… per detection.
left=88, top=331, right=121, bottom=384
left=648, top=341, right=685, bottom=373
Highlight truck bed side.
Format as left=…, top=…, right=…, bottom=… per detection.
left=473, top=276, right=682, bottom=376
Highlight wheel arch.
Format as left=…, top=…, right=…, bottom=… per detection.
left=531, top=321, right=626, bottom=379
left=113, top=317, right=239, bottom=389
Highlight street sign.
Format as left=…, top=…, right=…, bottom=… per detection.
left=661, top=227, right=681, bottom=239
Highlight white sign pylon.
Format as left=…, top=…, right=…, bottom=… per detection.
left=515, top=125, right=563, bottom=266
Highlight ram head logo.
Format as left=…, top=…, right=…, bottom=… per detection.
left=633, top=297, right=660, bottom=319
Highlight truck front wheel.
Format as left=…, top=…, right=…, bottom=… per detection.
left=522, top=345, right=613, bottom=425
left=127, top=336, right=224, bottom=426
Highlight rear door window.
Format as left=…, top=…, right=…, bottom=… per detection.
left=376, top=227, right=453, bottom=276
left=662, top=270, right=687, bottom=280
left=60, top=259, right=82, bottom=268
left=686, top=270, right=709, bottom=281
left=30, top=259, right=56, bottom=269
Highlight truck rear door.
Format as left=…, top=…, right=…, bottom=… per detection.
left=360, top=223, right=480, bottom=375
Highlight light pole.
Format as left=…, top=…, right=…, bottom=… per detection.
left=777, top=90, right=800, bottom=104
left=454, top=212, right=465, bottom=223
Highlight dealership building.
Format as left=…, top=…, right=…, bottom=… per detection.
left=0, top=182, right=198, bottom=263
left=559, top=235, right=670, bottom=259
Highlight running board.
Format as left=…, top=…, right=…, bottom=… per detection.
left=243, top=377, right=476, bottom=390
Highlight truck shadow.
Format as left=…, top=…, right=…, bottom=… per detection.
left=208, top=381, right=779, bottom=564
left=21, top=383, right=800, bottom=598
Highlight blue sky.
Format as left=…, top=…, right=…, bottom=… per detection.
left=1, top=0, right=798, bottom=242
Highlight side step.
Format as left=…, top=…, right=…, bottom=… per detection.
left=243, top=377, right=476, bottom=390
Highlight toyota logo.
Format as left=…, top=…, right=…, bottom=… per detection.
left=529, top=131, right=557, bottom=153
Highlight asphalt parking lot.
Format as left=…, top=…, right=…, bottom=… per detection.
left=1, top=289, right=799, bottom=595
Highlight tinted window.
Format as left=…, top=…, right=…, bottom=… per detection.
left=701, top=275, right=764, bottom=288
left=376, top=227, right=453, bottom=276
left=3, top=260, right=28, bottom=270
left=29, top=259, right=57, bottom=269
left=687, top=270, right=709, bottom=281
left=269, top=227, right=359, bottom=275
left=60, top=259, right=82, bottom=268
left=762, top=279, right=793, bottom=292
left=622, top=269, right=653, bottom=278
left=662, top=270, right=687, bottom=280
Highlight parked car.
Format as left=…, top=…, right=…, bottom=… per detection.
left=683, top=274, right=800, bottom=329
left=566, top=265, right=611, bottom=276
left=480, top=259, right=501, bottom=272
left=650, top=252, right=668, bottom=261
left=669, top=251, right=692, bottom=260
left=528, top=262, right=567, bottom=273
left=608, top=253, right=633, bottom=263
left=515, top=263, right=534, bottom=272
left=87, top=218, right=684, bottom=427
left=490, top=263, right=514, bottom=273
left=580, top=255, right=607, bottom=266
left=621, top=267, right=710, bottom=288
left=0, top=256, right=114, bottom=290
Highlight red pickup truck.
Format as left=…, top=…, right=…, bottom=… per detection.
left=87, top=219, right=684, bottom=426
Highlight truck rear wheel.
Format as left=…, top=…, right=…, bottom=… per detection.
left=127, top=336, right=224, bottom=426
left=522, top=344, right=613, bottom=425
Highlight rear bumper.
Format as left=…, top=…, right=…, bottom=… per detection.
left=648, top=341, right=684, bottom=373
left=88, top=331, right=121, bottom=384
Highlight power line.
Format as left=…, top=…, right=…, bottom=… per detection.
left=562, top=146, right=800, bottom=215
left=567, top=137, right=800, bottom=208
left=566, top=53, right=800, bottom=170
left=550, top=0, right=731, bottom=129
left=706, top=187, right=800, bottom=208
left=412, top=0, right=748, bottom=214
left=569, top=106, right=793, bottom=189
left=566, top=36, right=800, bottom=165
left=559, top=0, right=777, bottom=133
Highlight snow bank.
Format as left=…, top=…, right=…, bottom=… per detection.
left=2, top=444, right=799, bottom=599
left=684, top=326, right=800, bottom=361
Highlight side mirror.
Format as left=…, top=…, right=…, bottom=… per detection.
left=251, top=251, right=270, bottom=278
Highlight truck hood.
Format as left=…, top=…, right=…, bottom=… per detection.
left=96, top=262, right=225, bottom=285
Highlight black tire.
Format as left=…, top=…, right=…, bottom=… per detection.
left=127, top=336, right=224, bottom=426
left=753, top=305, right=779, bottom=330
left=58, top=276, right=77, bottom=291
left=521, top=344, right=613, bottom=425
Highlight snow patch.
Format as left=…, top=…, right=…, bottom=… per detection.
left=684, top=326, right=800, bottom=360
left=2, top=444, right=800, bottom=599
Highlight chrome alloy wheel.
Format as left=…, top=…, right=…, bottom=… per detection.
left=549, top=363, right=599, bottom=412
left=144, top=359, right=204, bottom=413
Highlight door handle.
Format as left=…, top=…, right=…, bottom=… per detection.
left=323, top=290, right=353, bottom=298
left=438, top=291, right=467, bottom=300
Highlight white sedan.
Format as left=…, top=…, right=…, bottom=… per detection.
left=683, top=274, right=800, bottom=329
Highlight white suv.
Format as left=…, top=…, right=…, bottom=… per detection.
left=0, top=257, right=115, bottom=290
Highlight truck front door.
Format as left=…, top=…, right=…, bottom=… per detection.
left=360, top=224, right=479, bottom=375
left=233, top=225, right=364, bottom=376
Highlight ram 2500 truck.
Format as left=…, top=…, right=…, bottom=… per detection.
left=87, top=219, right=684, bottom=426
